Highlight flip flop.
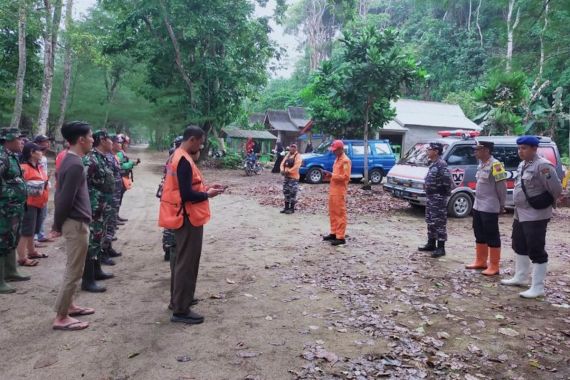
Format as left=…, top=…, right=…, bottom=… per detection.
left=28, top=252, right=48, bottom=259
left=18, top=258, right=39, bottom=267
left=53, top=321, right=89, bottom=331
left=69, top=307, right=95, bottom=317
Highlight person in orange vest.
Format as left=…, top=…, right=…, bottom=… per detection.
left=280, top=143, right=302, bottom=214
left=159, top=126, right=225, bottom=325
left=322, top=140, right=351, bottom=246
left=17, top=142, right=50, bottom=266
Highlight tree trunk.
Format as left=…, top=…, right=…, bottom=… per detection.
left=359, top=0, right=369, bottom=18
left=476, top=0, right=483, bottom=47
left=37, top=0, right=63, bottom=136
left=506, top=0, right=520, bottom=72
left=362, top=98, right=371, bottom=190
left=537, top=0, right=549, bottom=82
left=56, top=0, right=73, bottom=140
left=103, top=70, right=121, bottom=128
left=211, top=126, right=226, bottom=153
left=158, top=0, right=194, bottom=102
left=10, top=0, right=27, bottom=130
left=467, top=0, right=472, bottom=32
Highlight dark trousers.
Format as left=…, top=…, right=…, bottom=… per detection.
left=425, top=194, right=447, bottom=241
left=472, top=210, right=501, bottom=247
left=172, top=218, right=204, bottom=315
left=511, top=219, right=549, bottom=264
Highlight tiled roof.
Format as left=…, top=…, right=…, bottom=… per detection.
left=265, top=110, right=299, bottom=132
left=222, top=128, right=277, bottom=140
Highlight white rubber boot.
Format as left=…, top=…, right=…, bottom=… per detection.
left=520, top=263, right=547, bottom=299
left=501, top=254, right=531, bottom=286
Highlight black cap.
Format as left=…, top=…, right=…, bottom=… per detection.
left=473, top=140, right=494, bottom=152
left=427, top=142, right=444, bottom=155
left=33, top=134, right=51, bottom=143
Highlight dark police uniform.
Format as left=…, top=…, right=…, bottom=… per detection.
left=420, top=142, right=453, bottom=257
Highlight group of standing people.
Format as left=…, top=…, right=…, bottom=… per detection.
left=0, top=123, right=139, bottom=331
left=418, top=136, right=563, bottom=299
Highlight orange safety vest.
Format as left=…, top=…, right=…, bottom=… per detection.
left=158, top=148, right=211, bottom=229
left=21, top=163, right=49, bottom=209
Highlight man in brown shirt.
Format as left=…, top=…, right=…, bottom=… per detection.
left=50, top=121, right=95, bottom=331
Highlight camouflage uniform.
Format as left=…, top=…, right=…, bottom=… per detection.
left=105, top=152, right=122, bottom=241
left=83, top=149, right=115, bottom=260
left=159, top=150, right=176, bottom=259
left=0, top=145, right=27, bottom=254
left=424, top=157, right=453, bottom=242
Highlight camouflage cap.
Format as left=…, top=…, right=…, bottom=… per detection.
left=427, top=142, right=444, bottom=155
left=0, top=127, right=24, bottom=141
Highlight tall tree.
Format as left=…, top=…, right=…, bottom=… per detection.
left=37, top=0, right=63, bottom=135
left=305, top=23, right=424, bottom=186
left=506, top=0, right=520, bottom=72
left=55, top=0, right=73, bottom=135
left=10, top=0, right=28, bottom=129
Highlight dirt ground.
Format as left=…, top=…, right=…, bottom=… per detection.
left=1, top=147, right=569, bottom=380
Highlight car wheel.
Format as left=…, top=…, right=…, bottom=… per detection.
left=447, top=192, right=473, bottom=218
left=306, top=168, right=323, bottom=184
left=369, top=169, right=384, bottom=185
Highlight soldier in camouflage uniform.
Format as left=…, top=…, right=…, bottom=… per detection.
left=418, top=142, right=453, bottom=258
left=103, top=135, right=124, bottom=261
left=0, top=128, right=31, bottom=294
left=82, top=131, right=115, bottom=293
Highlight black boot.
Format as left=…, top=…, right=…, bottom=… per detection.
left=108, top=247, right=122, bottom=258
left=323, top=234, right=336, bottom=241
left=280, top=201, right=289, bottom=214
left=284, top=202, right=294, bottom=214
left=82, top=258, right=107, bottom=293
left=164, top=250, right=170, bottom=262
left=94, top=260, right=114, bottom=280
left=418, top=238, right=436, bottom=252
left=101, top=249, right=116, bottom=266
left=431, top=240, right=446, bottom=258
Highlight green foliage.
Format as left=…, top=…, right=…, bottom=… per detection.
left=101, top=0, right=275, bottom=144
left=444, top=91, right=478, bottom=120
left=0, top=0, right=43, bottom=127
left=303, top=23, right=425, bottom=138
left=473, top=71, right=529, bottom=135
left=219, top=152, right=243, bottom=169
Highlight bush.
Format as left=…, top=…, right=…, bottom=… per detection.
left=220, top=152, right=243, bottom=169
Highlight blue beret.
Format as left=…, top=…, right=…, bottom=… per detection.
left=516, top=135, right=540, bottom=147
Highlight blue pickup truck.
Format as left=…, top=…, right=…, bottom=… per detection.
left=300, top=140, right=397, bottom=184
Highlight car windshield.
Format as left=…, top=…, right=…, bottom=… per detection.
left=314, top=141, right=332, bottom=154
left=399, top=143, right=431, bottom=166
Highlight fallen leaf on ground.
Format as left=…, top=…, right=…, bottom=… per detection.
left=499, top=327, right=519, bottom=337
left=34, top=353, right=58, bottom=369
left=237, top=351, right=261, bottom=358
left=176, top=355, right=191, bottom=362
left=226, top=278, right=236, bottom=284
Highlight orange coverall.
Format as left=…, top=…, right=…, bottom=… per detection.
left=328, top=153, right=352, bottom=239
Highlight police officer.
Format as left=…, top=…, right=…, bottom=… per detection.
left=418, top=142, right=453, bottom=258
left=466, top=141, right=507, bottom=275
left=82, top=130, right=115, bottom=293
left=501, top=136, right=562, bottom=298
left=0, top=128, right=30, bottom=293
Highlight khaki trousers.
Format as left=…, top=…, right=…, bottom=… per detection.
left=54, top=219, right=89, bottom=315
left=172, top=218, right=203, bottom=315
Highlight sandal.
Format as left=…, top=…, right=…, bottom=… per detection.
left=53, top=321, right=89, bottom=331
left=28, top=251, right=48, bottom=259
left=18, top=258, right=39, bottom=267
left=69, top=307, right=95, bottom=317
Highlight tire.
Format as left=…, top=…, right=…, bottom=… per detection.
left=369, top=169, right=384, bottom=185
left=306, top=167, right=323, bottom=184
left=447, top=192, right=473, bottom=218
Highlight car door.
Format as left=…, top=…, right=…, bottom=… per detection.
left=371, top=142, right=395, bottom=171
left=350, top=143, right=371, bottom=177
left=445, top=144, right=478, bottom=188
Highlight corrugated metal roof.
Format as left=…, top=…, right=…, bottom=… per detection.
left=393, top=99, right=480, bottom=130
left=288, top=107, right=310, bottom=128
left=222, top=128, right=277, bottom=140
left=383, top=119, right=409, bottom=131
left=265, top=110, right=299, bottom=132
left=248, top=113, right=265, bottom=126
